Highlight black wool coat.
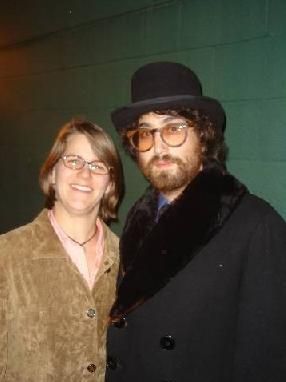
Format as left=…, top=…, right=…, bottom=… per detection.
left=106, top=165, right=286, bottom=382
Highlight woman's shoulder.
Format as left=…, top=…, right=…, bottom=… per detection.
left=0, top=221, right=32, bottom=246
left=0, top=210, right=48, bottom=260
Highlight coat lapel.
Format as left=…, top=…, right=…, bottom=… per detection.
left=93, top=223, right=119, bottom=282
left=111, top=165, right=248, bottom=320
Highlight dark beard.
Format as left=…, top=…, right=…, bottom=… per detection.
left=140, top=154, right=201, bottom=193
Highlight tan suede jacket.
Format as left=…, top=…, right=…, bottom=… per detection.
left=0, top=210, right=119, bottom=382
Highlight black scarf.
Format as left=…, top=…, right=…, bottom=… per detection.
left=110, top=163, right=248, bottom=320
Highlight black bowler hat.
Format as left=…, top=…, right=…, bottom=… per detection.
left=111, top=61, right=226, bottom=131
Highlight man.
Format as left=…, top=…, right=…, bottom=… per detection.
left=105, top=62, right=286, bottom=382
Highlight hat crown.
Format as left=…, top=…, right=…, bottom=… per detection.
left=131, top=62, right=203, bottom=102
left=111, top=61, right=225, bottom=132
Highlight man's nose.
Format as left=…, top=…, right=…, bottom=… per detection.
left=153, top=131, right=168, bottom=155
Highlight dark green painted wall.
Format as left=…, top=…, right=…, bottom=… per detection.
left=0, top=0, right=285, bottom=234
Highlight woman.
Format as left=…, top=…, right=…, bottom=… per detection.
left=0, top=118, right=123, bottom=381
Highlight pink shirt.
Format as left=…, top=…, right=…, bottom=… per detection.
left=48, top=210, right=104, bottom=290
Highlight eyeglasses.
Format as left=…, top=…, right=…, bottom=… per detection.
left=61, top=155, right=110, bottom=175
left=126, top=123, right=190, bottom=152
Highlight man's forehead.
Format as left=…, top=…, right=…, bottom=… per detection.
left=138, top=112, right=187, bottom=126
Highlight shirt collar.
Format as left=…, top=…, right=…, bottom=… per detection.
left=158, top=193, right=170, bottom=210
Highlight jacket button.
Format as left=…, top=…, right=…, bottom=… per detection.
left=113, top=317, right=127, bottom=328
left=107, top=355, right=118, bottom=370
left=86, top=308, right=97, bottom=318
left=160, top=335, right=176, bottom=350
left=87, top=363, right=96, bottom=373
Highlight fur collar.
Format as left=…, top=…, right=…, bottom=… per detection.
left=110, top=164, right=248, bottom=320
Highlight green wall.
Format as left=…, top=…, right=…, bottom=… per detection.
left=0, top=0, right=285, bottom=234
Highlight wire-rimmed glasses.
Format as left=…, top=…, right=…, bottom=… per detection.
left=61, top=155, right=110, bottom=175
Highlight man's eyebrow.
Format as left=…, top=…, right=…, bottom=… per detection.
left=138, top=116, right=185, bottom=128
left=138, top=122, right=151, bottom=128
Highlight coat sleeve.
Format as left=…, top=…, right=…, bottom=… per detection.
left=0, top=261, right=7, bottom=380
left=233, top=209, right=286, bottom=382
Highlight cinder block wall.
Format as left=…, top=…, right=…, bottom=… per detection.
left=0, top=0, right=285, bottom=234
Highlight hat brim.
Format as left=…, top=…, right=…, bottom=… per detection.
left=111, top=95, right=225, bottom=131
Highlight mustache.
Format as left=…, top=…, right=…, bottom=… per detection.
left=148, top=154, right=182, bottom=166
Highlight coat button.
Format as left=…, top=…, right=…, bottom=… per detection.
left=160, top=335, right=176, bottom=350
left=113, top=317, right=127, bottom=328
left=86, top=308, right=97, bottom=318
left=87, top=363, right=96, bottom=373
left=107, top=355, right=118, bottom=370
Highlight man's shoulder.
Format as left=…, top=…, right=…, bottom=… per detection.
left=240, top=193, right=281, bottom=215
left=234, top=193, right=286, bottom=230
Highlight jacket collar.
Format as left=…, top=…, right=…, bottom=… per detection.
left=110, top=163, right=248, bottom=320
left=30, top=210, right=117, bottom=276
left=31, top=209, right=68, bottom=259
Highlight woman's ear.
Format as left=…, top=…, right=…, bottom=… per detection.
left=104, top=180, right=112, bottom=196
left=50, top=167, right=56, bottom=185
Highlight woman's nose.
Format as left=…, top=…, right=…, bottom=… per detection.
left=78, top=163, right=92, bottom=177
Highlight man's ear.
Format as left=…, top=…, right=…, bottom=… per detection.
left=201, top=144, right=207, bottom=154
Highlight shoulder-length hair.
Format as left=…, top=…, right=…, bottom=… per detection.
left=39, top=118, right=124, bottom=223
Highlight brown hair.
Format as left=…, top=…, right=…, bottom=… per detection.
left=121, top=108, right=228, bottom=167
left=39, top=118, right=124, bottom=223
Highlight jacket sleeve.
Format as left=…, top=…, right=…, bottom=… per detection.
left=233, top=209, right=286, bottom=382
left=0, top=262, right=7, bottom=380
